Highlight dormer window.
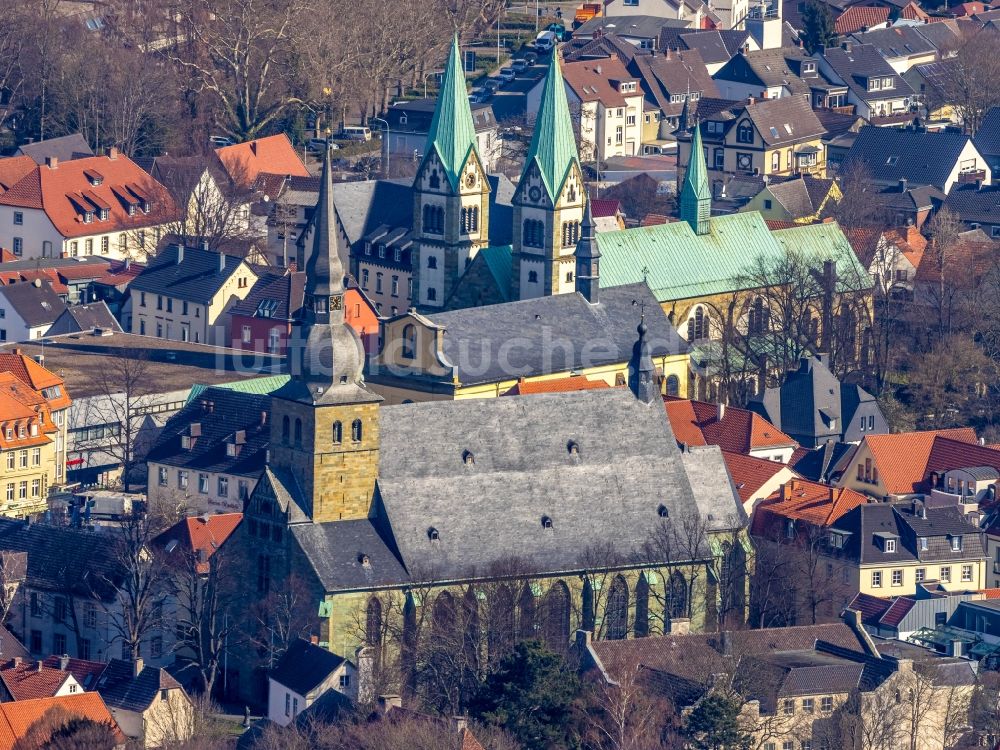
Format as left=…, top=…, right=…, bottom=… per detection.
left=567, top=440, right=579, bottom=455
left=657, top=504, right=669, bottom=518
left=541, top=515, right=553, bottom=529
left=83, top=211, right=93, bottom=224
left=462, top=450, right=474, bottom=465
left=785, top=519, right=796, bottom=539
left=128, top=203, right=136, bottom=216
left=181, top=436, right=192, bottom=449
left=951, top=535, right=963, bottom=552
left=885, top=538, right=896, bottom=553
left=427, top=527, right=439, bottom=541
left=84, top=170, right=103, bottom=186
left=99, top=208, right=108, bottom=221
left=142, top=200, right=151, bottom=214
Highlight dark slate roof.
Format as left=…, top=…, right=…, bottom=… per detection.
left=851, top=25, right=937, bottom=58
left=129, top=244, right=248, bottom=303
left=145, top=387, right=270, bottom=477
left=793, top=441, right=854, bottom=483
left=230, top=271, right=304, bottom=321
left=0, top=519, right=123, bottom=600
left=974, top=107, right=1000, bottom=158
left=837, top=504, right=985, bottom=565
left=576, top=14, right=690, bottom=39
left=422, top=282, right=688, bottom=386
left=876, top=181, right=946, bottom=212
left=372, top=389, right=719, bottom=582
left=268, top=638, right=346, bottom=695
left=96, top=659, right=185, bottom=712
left=290, top=517, right=410, bottom=591
left=943, top=183, right=1000, bottom=225
left=666, top=29, right=752, bottom=64
left=842, top=125, right=974, bottom=191
left=50, top=301, right=122, bottom=334
left=16, top=134, right=94, bottom=165
left=822, top=44, right=913, bottom=103
left=1, top=281, right=67, bottom=327
left=714, top=49, right=813, bottom=94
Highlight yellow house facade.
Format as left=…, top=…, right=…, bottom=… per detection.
left=741, top=176, right=843, bottom=224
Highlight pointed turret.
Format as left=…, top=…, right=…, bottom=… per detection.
left=574, top=198, right=601, bottom=304
left=521, top=53, right=580, bottom=202
left=628, top=316, right=658, bottom=404
left=424, top=35, right=479, bottom=191
left=284, top=144, right=374, bottom=404
left=679, top=121, right=711, bottom=236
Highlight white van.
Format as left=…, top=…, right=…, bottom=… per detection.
left=341, top=126, right=373, bottom=142
left=534, top=30, right=557, bottom=53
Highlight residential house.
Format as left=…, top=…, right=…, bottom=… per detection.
left=0, top=158, right=37, bottom=196
left=15, top=134, right=94, bottom=165
left=791, top=440, right=856, bottom=483
left=46, top=301, right=122, bottom=337
left=0, top=349, right=72, bottom=490
left=0, top=372, right=62, bottom=517
left=750, top=355, right=887, bottom=448
left=712, top=47, right=823, bottom=102
left=214, top=134, right=309, bottom=187
left=868, top=180, right=945, bottom=229
left=741, top=174, right=841, bottom=222
left=835, top=428, right=979, bottom=499
left=229, top=271, right=305, bottom=356
left=0, top=279, right=67, bottom=341
left=846, top=224, right=927, bottom=300
left=677, top=94, right=827, bottom=181
left=145, top=387, right=269, bottom=514
left=666, top=28, right=759, bottom=74
left=0, top=150, right=178, bottom=262
left=842, top=126, right=993, bottom=194
left=0, top=693, right=126, bottom=749
left=848, top=585, right=983, bottom=641
left=850, top=25, right=941, bottom=74
left=129, top=243, right=258, bottom=346
left=267, top=638, right=357, bottom=727
left=624, top=48, right=720, bottom=137
left=93, top=658, right=192, bottom=748
left=369, top=281, right=690, bottom=403
left=973, top=107, right=1000, bottom=179
left=562, top=57, right=645, bottom=160
left=817, top=41, right=914, bottom=120
left=383, top=99, right=501, bottom=171
left=261, top=174, right=319, bottom=268
left=903, top=59, right=960, bottom=128
left=153, top=513, right=242, bottom=574
left=664, top=397, right=798, bottom=461
left=0, top=657, right=84, bottom=700
left=590, top=198, right=627, bottom=230
left=575, top=13, right=702, bottom=47
left=354, top=223, right=415, bottom=316
left=834, top=4, right=890, bottom=34
left=90, top=259, right=143, bottom=326
left=723, top=449, right=800, bottom=512
left=943, top=182, right=1000, bottom=239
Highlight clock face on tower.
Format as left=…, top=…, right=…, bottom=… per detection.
left=465, top=172, right=477, bottom=189
left=528, top=185, right=542, bottom=203
left=330, top=294, right=343, bottom=311
left=737, top=153, right=752, bottom=171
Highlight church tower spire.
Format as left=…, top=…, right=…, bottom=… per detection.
left=574, top=197, right=600, bottom=304
left=270, top=144, right=382, bottom=524
left=412, top=35, right=491, bottom=309
left=512, top=53, right=585, bottom=301
left=679, top=121, right=711, bottom=235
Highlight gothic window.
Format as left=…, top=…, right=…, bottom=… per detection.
left=528, top=270, right=538, bottom=283
left=687, top=306, right=708, bottom=342
left=665, top=374, right=680, bottom=397
left=332, top=421, right=343, bottom=444
left=606, top=575, right=629, bottom=640
left=567, top=183, right=577, bottom=203
left=293, top=418, right=302, bottom=447
left=432, top=592, right=456, bottom=637
left=422, top=205, right=444, bottom=235
left=402, top=324, right=416, bottom=359
left=561, top=221, right=581, bottom=247
left=488, top=586, right=516, bottom=661
left=748, top=297, right=769, bottom=336
left=518, top=585, right=536, bottom=639
left=634, top=573, right=650, bottom=637
left=281, top=416, right=290, bottom=443
left=429, top=169, right=441, bottom=190
left=427, top=255, right=438, bottom=269
left=667, top=571, right=688, bottom=620
left=351, top=419, right=363, bottom=442
left=461, top=206, right=480, bottom=233
left=720, top=542, right=747, bottom=627
left=522, top=219, right=545, bottom=248
left=542, top=581, right=571, bottom=652
left=365, top=598, right=383, bottom=646
left=737, top=120, right=754, bottom=144
left=402, top=593, right=417, bottom=691
left=582, top=578, right=595, bottom=631
left=256, top=554, right=271, bottom=595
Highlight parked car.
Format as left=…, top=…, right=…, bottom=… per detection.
left=340, top=126, right=372, bottom=142
left=534, top=31, right=557, bottom=53
left=498, top=67, right=516, bottom=83
left=524, top=50, right=539, bottom=65
left=511, top=59, right=529, bottom=73
left=208, top=135, right=234, bottom=148
left=468, top=89, right=491, bottom=104
left=306, top=138, right=340, bottom=153
left=482, top=78, right=501, bottom=92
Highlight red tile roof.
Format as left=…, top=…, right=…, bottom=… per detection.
left=0, top=157, right=36, bottom=194
left=664, top=398, right=796, bottom=453
left=40, top=656, right=106, bottom=691
left=880, top=596, right=915, bottom=627
left=722, top=450, right=793, bottom=504
left=562, top=57, right=638, bottom=108
left=589, top=198, right=622, bottom=219
left=503, top=375, right=612, bottom=396
left=0, top=153, right=177, bottom=239
left=764, top=219, right=799, bottom=230
left=751, top=478, right=869, bottom=535
left=154, top=513, right=242, bottom=575
left=900, top=2, right=929, bottom=20
left=216, top=134, right=309, bottom=185
left=924, top=436, right=1000, bottom=484
left=835, top=5, right=890, bottom=34
left=980, top=588, right=1000, bottom=599
left=863, top=428, right=978, bottom=494
left=0, top=692, right=125, bottom=749
left=848, top=592, right=915, bottom=628
left=0, top=660, right=77, bottom=701
left=0, top=350, right=71, bottom=410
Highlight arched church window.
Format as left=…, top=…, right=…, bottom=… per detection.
left=332, top=421, right=342, bottom=444
left=427, top=256, right=438, bottom=269
left=528, top=270, right=538, bottom=283
left=352, top=419, right=363, bottom=442
left=428, top=169, right=440, bottom=190
left=665, top=374, right=680, bottom=396
left=401, top=324, right=416, bottom=359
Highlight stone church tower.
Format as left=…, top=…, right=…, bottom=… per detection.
left=269, top=145, right=383, bottom=523
left=411, top=36, right=492, bottom=309
left=511, top=53, right=585, bottom=301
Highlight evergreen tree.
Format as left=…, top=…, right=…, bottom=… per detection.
left=470, top=640, right=580, bottom=749
left=801, top=0, right=836, bottom=54
left=684, top=694, right=752, bottom=750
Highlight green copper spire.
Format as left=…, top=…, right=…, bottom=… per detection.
left=424, top=35, right=479, bottom=190
left=522, top=53, right=580, bottom=202
left=680, top=122, right=711, bottom=235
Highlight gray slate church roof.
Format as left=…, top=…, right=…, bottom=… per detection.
left=279, top=388, right=743, bottom=592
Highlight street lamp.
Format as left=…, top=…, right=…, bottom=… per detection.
left=370, top=116, right=390, bottom=177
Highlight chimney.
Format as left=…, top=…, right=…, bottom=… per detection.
left=201, top=239, right=209, bottom=251
left=124, top=258, right=131, bottom=270
left=218, top=252, right=226, bottom=273
left=45, top=156, right=58, bottom=170
left=176, top=244, right=184, bottom=265
left=720, top=630, right=732, bottom=656
left=747, top=96, right=755, bottom=105
left=132, top=657, right=144, bottom=678
left=59, top=655, right=69, bottom=671
left=453, top=716, right=469, bottom=735
left=35, top=660, right=43, bottom=673
left=841, top=41, right=851, bottom=52
left=107, top=147, right=119, bottom=160
left=898, top=178, right=908, bottom=192
left=260, top=410, right=268, bottom=426
left=668, top=617, right=690, bottom=635
left=717, top=402, right=726, bottom=421
left=949, top=640, right=963, bottom=658
left=378, top=695, right=402, bottom=713
left=11, top=657, right=20, bottom=668
left=665, top=47, right=671, bottom=59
